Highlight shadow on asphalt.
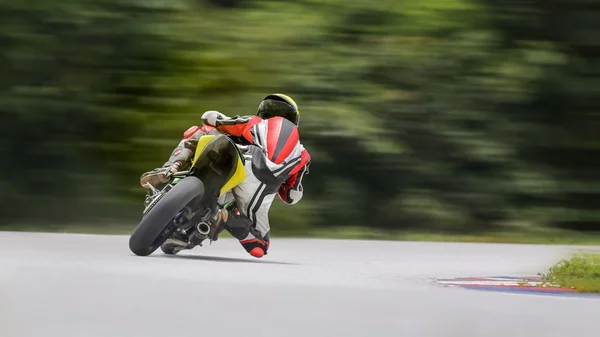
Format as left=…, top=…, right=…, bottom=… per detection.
left=156, top=253, right=299, bottom=265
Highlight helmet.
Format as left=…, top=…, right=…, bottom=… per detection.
left=257, top=93, right=300, bottom=126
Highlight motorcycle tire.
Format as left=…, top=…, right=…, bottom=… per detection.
left=129, top=176, right=205, bottom=256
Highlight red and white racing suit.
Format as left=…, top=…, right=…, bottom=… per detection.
left=163, top=114, right=311, bottom=257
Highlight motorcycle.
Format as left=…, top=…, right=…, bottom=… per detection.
left=128, top=133, right=246, bottom=256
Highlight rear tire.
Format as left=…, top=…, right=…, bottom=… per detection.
left=129, top=177, right=205, bottom=256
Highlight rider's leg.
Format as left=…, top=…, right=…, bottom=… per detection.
left=219, top=159, right=275, bottom=257
left=240, top=193, right=273, bottom=255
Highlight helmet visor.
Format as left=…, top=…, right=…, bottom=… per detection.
left=257, top=99, right=298, bottom=124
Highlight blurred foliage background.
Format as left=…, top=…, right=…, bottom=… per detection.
left=1, top=0, right=598, bottom=237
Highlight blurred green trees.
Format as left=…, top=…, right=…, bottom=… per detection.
left=1, top=0, right=598, bottom=234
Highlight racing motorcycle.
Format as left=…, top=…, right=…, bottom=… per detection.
left=128, top=133, right=246, bottom=256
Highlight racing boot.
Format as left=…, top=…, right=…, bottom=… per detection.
left=222, top=213, right=269, bottom=258
left=140, top=162, right=181, bottom=190
left=239, top=233, right=269, bottom=258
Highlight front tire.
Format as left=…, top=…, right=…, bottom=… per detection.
left=129, top=176, right=205, bottom=256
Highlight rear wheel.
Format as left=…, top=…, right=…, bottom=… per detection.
left=129, top=177, right=205, bottom=256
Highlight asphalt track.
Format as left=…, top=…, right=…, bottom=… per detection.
left=1, top=232, right=599, bottom=337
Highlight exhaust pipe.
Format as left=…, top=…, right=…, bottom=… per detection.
left=196, top=222, right=211, bottom=235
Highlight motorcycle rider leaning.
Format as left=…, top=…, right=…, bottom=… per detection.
left=140, top=94, right=311, bottom=258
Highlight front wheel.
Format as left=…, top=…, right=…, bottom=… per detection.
left=129, top=176, right=205, bottom=256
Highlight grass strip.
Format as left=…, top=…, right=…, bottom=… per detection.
left=539, top=252, right=600, bottom=293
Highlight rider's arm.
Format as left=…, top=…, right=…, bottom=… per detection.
left=201, top=110, right=262, bottom=144
left=278, top=149, right=311, bottom=205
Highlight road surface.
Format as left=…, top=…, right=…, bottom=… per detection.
left=0, top=231, right=598, bottom=337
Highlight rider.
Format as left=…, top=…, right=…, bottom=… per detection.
left=140, top=94, right=311, bottom=258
